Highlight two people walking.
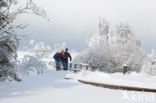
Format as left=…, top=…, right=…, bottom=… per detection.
left=53, top=48, right=72, bottom=71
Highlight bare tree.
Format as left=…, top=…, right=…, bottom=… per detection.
left=0, top=0, right=47, bottom=81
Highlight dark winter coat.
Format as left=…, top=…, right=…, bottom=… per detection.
left=64, top=51, right=72, bottom=63
left=53, top=53, right=61, bottom=61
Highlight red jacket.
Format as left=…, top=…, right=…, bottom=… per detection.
left=59, top=52, right=64, bottom=58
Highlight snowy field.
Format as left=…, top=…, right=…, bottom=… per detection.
left=0, top=70, right=156, bottom=103
left=66, top=71, right=156, bottom=89
left=0, top=51, right=156, bottom=103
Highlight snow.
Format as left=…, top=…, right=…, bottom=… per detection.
left=66, top=71, right=156, bottom=89
left=1, top=70, right=156, bottom=103
left=0, top=51, right=156, bottom=103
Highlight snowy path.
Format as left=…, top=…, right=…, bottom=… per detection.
left=0, top=71, right=155, bottom=103
left=66, top=71, right=156, bottom=91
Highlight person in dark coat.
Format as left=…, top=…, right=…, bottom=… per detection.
left=64, top=48, right=72, bottom=70
left=53, top=52, right=61, bottom=71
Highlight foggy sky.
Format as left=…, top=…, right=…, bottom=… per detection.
left=17, top=0, right=156, bottom=52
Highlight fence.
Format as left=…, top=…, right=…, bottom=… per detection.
left=50, top=61, right=129, bottom=74
left=49, top=61, right=89, bottom=71
left=69, top=63, right=89, bottom=71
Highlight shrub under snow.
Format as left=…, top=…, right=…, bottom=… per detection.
left=30, top=41, right=52, bottom=58
left=19, top=55, right=46, bottom=75
left=75, top=43, right=145, bottom=73
left=108, top=45, right=146, bottom=72
left=74, top=44, right=111, bottom=72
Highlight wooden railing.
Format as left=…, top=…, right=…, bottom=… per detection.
left=50, top=62, right=129, bottom=74
left=69, top=63, right=89, bottom=71
left=49, top=61, right=89, bottom=71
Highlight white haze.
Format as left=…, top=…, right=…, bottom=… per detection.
left=16, top=0, right=156, bottom=52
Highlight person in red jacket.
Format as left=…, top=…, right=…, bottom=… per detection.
left=59, top=50, right=65, bottom=70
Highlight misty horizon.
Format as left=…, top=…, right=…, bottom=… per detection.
left=16, top=0, right=156, bottom=53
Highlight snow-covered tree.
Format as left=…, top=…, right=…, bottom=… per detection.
left=0, top=33, right=20, bottom=81
left=88, top=18, right=109, bottom=47
left=74, top=43, right=145, bottom=72
left=53, top=42, right=66, bottom=52
left=151, top=49, right=156, bottom=58
left=97, top=17, right=109, bottom=36
left=30, top=39, right=35, bottom=47
left=75, top=19, right=146, bottom=73
left=33, top=42, right=52, bottom=58
left=106, top=22, right=145, bottom=72
left=107, top=22, right=141, bottom=47
left=141, top=49, right=156, bottom=75
left=108, top=45, right=146, bottom=72
left=0, top=0, right=46, bottom=81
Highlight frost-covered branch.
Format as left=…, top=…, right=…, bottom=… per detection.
left=0, top=0, right=47, bottom=81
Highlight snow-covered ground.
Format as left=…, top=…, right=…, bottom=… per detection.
left=0, top=51, right=156, bottom=103
left=0, top=70, right=155, bottom=103
left=66, top=71, right=156, bottom=89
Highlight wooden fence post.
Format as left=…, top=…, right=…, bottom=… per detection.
left=80, top=64, right=82, bottom=70
left=123, top=65, right=128, bottom=74
left=69, top=63, right=72, bottom=68
left=74, top=64, right=77, bottom=69
left=86, top=65, right=88, bottom=70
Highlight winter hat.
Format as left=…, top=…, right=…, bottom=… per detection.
left=65, top=48, right=68, bottom=51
